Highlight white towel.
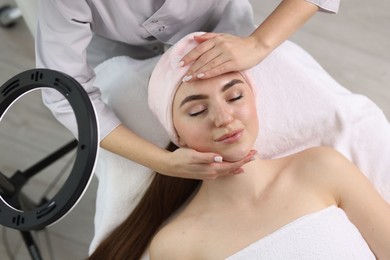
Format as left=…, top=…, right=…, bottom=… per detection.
left=89, top=40, right=390, bottom=254
left=226, top=206, right=375, bottom=259
left=252, top=41, right=390, bottom=202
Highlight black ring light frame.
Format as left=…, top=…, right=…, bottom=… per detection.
left=0, top=69, right=99, bottom=231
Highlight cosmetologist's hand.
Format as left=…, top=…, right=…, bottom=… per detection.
left=179, top=33, right=265, bottom=82
left=163, top=147, right=257, bottom=180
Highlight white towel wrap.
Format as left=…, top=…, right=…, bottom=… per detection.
left=227, top=206, right=375, bottom=259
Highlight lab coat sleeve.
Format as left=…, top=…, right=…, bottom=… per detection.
left=35, top=0, right=121, bottom=141
left=305, top=0, right=340, bottom=13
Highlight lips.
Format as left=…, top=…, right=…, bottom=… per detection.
left=215, top=129, right=243, bottom=143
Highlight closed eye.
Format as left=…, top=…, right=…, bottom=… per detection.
left=189, top=108, right=207, bottom=117
left=227, top=94, right=243, bottom=102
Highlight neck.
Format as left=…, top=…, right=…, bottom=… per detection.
left=197, top=157, right=275, bottom=208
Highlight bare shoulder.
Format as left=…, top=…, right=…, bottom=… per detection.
left=290, top=146, right=353, bottom=177
left=285, top=147, right=357, bottom=199
left=149, top=225, right=177, bottom=259
left=149, top=216, right=198, bottom=260
left=285, top=146, right=388, bottom=205
left=295, top=146, right=347, bottom=165
left=290, top=150, right=390, bottom=258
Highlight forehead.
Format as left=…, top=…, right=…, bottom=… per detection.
left=175, top=72, right=247, bottom=97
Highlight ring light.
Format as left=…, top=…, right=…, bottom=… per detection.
left=0, top=69, right=99, bottom=231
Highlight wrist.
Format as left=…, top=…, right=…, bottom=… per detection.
left=152, top=148, right=173, bottom=176
left=246, top=34, right=272, bottom=63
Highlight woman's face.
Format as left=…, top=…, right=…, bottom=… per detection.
left=173, top=72, right=258, bottom=162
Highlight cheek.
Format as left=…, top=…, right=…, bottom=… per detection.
left=174, top=118, right=206, bottom=148
left=242, top=100, right=258, bottom=126
left=240, top=100, right=259, bottom=143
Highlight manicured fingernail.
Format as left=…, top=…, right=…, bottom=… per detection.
left=182, top=75, right=193, bottom=82
left=178, top=60, right=184, bottom=67
left=214, top=156, right=223, bottom=163
left=197, top=73, right=205, bottom=79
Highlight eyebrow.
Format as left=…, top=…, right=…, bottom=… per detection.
left=179, top=79, right=244, bottom=107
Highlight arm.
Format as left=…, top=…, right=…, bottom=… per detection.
left=324, top=149, right=390, bottom=259
left=180, top=0, right=324, bottom=81
left=100, top=124, right=256, bottom=179
left=36, top=0, right=121, bottom=140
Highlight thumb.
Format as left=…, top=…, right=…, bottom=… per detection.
left=193, top=32, right=219, bottom=43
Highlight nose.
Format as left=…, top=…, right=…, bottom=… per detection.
left=212, top=104, right=234, bottom=127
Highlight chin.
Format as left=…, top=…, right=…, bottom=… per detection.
left=221, top=147, right=252, bottom=162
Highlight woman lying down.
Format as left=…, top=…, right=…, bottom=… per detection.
left=89, top=33, right=390, bottom=259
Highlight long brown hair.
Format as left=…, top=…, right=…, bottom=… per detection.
left=88, top=142, right=201, bottom=259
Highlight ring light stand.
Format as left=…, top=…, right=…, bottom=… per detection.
left=0, top=69, right=99, bottom=259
